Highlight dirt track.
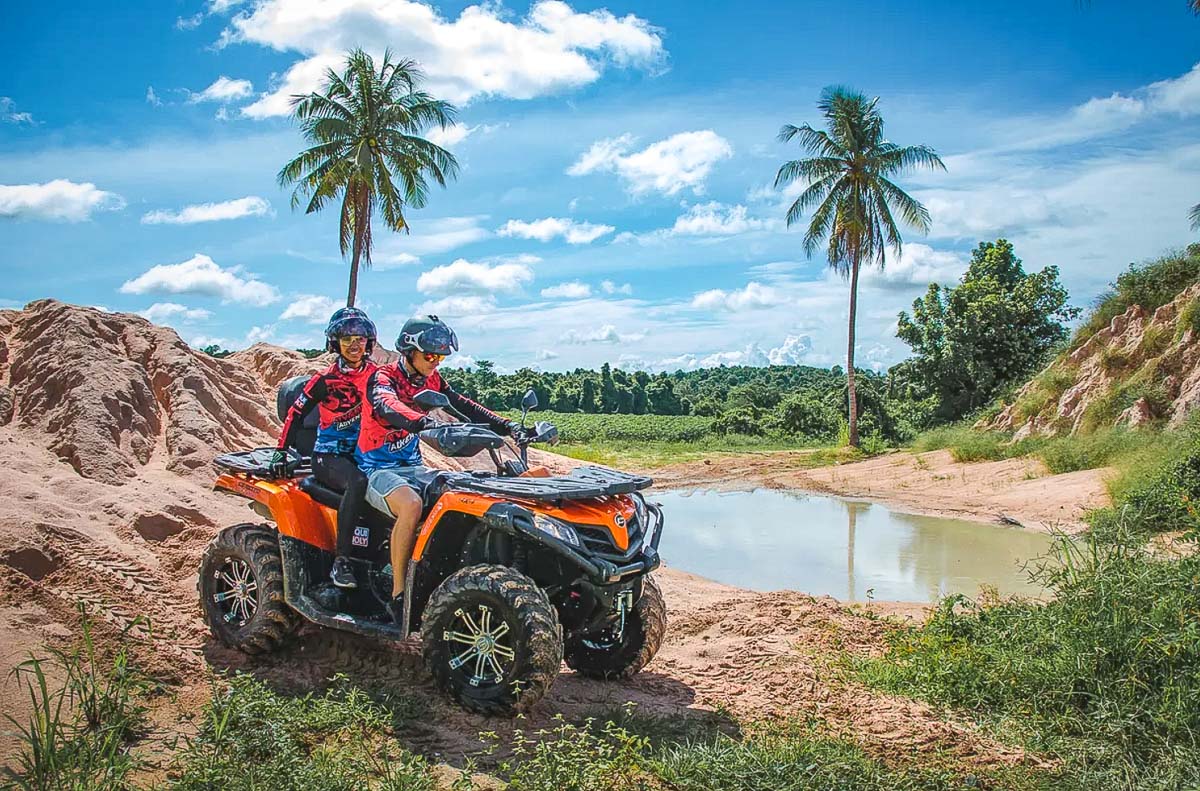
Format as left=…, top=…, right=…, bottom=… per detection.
left=650, top=448, right=1110, bottom=534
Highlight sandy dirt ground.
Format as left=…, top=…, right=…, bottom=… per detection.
left=650, top=448, right=1111, bottom=534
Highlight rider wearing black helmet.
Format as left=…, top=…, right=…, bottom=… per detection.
left=274, top=307, right=378, bottom=589
left=356, top=315, right=522, bottom=617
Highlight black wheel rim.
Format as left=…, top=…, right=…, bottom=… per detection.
left=442, top=602, right=516, bottom=688
left=210, top=557, right=258, bottom=628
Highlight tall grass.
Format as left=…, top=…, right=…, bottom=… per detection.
left=3, top=605, right=152, bottom=790
left=912, top=424, right=1161, bottom=476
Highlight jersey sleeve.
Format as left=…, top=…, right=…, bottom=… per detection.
left=439, top=379, right=510, bottom=433
left=368, top=369, right=429, bottom=432
left=277, top=374, right=327, bottom=450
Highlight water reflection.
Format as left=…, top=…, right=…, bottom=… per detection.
left=654, top=489, right=1058, bottom=603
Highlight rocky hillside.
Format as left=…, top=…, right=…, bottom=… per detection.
left=984, top=282, right=1200, bottom=437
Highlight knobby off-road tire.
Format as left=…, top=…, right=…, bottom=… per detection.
left=198, top=523, right=299, bottom=655
left=421, top=564, right=563, bottom=716
left=564, top=574, right=667, bottom=680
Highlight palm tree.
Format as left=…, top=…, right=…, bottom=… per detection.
left=774, top=87, right=945, bottom=447
left=279, top=49, right=460, bottom=306
left=1191, top=203, right=1200, bottom=231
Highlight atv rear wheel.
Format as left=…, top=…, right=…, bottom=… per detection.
left=564, top=575, right=666, bottom=680
left=421, top=564, right=563, bottom=715
left=199, top=523, right=299, bottom=655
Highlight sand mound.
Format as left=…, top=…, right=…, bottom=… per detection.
left=0, top=300, right=281, bottom=483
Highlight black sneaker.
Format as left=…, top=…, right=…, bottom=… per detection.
left=330, top=556, right=358, bottom=589
left=386, top=595, right=405, bottom=627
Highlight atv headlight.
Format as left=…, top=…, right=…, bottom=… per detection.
left=532, top=514, right=580, bottom=547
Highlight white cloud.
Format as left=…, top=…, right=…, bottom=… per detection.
left=146, top=86, right=162, bottom=106
left=416, top=295, right=497, bottom=316
left=230, top=0, right=664, bottom=117
left=176, top=13, right=203, bottom=29
left=559, top=323, right=644, bottom=344
left=141, top=196, right=272, bottom=225
left=498, top=217, right=615, bottom=244
left=119, top=253, right=281, bottom=306
left=540, top=281, right=592, bottom=299
left=138, top=303, right=212, bottom=324
left=279, top=294, right=342, bottom=324
left=536, top=349, right=560, bottom=361
left=0, top=97, right=33, bottom=125
left=670, top=201, right=771, bottom=236
left=1148, top=62, right=1200, bottom=116
left=766, top=335, right=813, bottom=365
left=209, top=0, right=245, bottom=12
left=996, top=61, right=1200, bottom=151
left=690, top=281, right=785, bottom=311
left=375, top=216, right=490, bottom=265
left=189, top=76, right=254, bottom=104
left=601, top=280, right=632, bottom=295
left=568, top=130, right=733, bottom=196
left=416, top=258, right=534, bottom=295
left=426, top=123, right=472, bottom=148
left=859, top=243, right=965, bottom=289
left=0, top=179, right=124, bottom=222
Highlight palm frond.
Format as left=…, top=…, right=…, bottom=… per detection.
left=878, top=177, right=932, bottom=233
left=1191, top=202, right=1200, bottom=231
left=874, top=144, right=946, bottom=176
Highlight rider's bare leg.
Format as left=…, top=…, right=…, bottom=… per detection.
left=386, top=487, right=423, bottom=598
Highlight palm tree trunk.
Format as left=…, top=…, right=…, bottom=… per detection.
left=846, top=256, right=860, bottom=448
left=347, top=247, right=360, bottom=307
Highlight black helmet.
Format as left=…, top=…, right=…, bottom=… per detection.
left=325, top=307, right=378, bottom=354
left=397, top=315, right=458, bottom=356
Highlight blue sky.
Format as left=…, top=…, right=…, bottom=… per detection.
left=3, top=0, right=1199, bottom=372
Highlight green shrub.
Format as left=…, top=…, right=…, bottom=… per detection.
left=1072, top=248, right=1200, bottom=350
left=1175, top=295, right=1200, bottom=341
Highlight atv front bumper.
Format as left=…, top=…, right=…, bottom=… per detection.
left=482, top=500, right=664, bottom=584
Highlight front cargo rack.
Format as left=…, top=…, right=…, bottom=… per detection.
left=445, top=465, right=652, bottom=501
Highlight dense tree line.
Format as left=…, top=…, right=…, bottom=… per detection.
left=442, top=359, right=927, bottom=443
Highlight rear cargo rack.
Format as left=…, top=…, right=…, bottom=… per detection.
left=445, top=465, right=652, bottom=500
left=213, top=447, right=309, bottom=477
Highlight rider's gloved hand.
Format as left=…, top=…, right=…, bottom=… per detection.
left=505, top=420, right=530, bottom=442
left=419, top=416, right=451, bottom=432
left=267, top=450, right=290, bottom=479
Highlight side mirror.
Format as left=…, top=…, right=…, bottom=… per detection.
left=533, top=421, right=559, bottom=445
left=521, top=389, right=539, bottom=410
left=413, top=389, right=450, bottom=410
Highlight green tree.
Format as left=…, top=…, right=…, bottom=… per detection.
left=775, top=87, right=944, bottom=446
left=896, top=239, right=1080, bottom=421
left=279, top=49, right=459, bottom=306
left=1191, top=203, right=1200, bottom=231
left=580, top=377, right=598, bottom=413
left=599, top=363, right=619, bottom=413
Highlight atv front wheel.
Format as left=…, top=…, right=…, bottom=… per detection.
left=198, top=523, right=299, bottom=655
left=421, top=564, right=563, bottom=715
left=564, top=575, right=666, bottom=680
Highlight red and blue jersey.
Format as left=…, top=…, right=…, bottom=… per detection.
left=356, top=362, right=508, bottom=473
left=277, top=359, right=377, bottom=456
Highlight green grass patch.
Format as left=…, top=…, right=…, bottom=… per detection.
left=552, top=436, right=833, bottom=469
left=855, top=520, right=1200, bottom=789
left=911, top=424, right=1159, bottom=474
left=1175, top=295, right=1200, bottom=342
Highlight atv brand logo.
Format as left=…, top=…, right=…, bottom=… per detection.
left=614, top=514, right=626, bottom=528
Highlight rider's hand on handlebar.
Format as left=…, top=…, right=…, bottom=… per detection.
left=420, top=416, right=452, bottom=432
left=505, top=420, right=531, bottom=443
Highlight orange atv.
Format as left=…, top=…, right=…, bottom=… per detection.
left=200, top=387, right=666, bottom=714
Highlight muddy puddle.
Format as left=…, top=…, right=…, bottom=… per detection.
left=654, top=489, right=1060, bottom=602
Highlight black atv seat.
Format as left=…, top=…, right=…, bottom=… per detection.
left=298, top=475, right=344, bottom=511
left=299, top=473, right=452, bottom=520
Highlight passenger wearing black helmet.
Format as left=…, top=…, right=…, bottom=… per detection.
left=356, top=315, right=522, bottom=617
left=274, top=307, right=379, bottom=589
